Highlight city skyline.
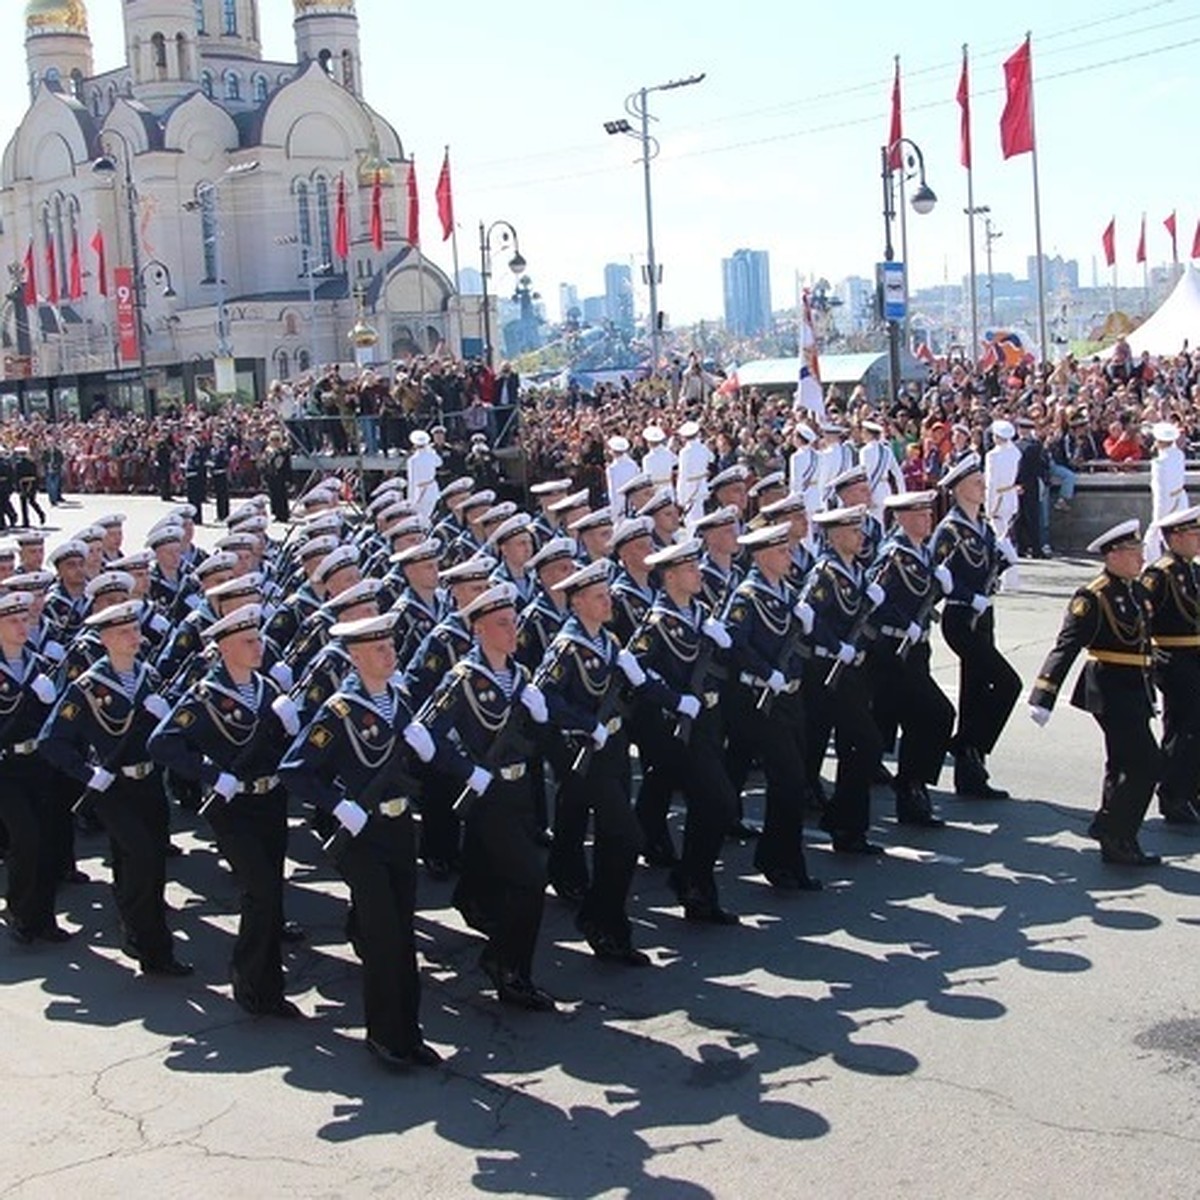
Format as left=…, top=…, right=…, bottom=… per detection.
left=0, top=0, right=1196, bottom=329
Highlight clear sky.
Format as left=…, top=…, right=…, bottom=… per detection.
left=5, top=0, right=1198, bottom=323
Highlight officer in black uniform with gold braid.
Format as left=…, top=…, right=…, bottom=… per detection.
left=39, top=600, right=191, bottom=976
left=866, top=490, right=956, bottom=827
left=1139, top=505, right=1200, bottom=824
left=149, top=603, right=304, bottom=1017
left=279, top=610, right=443, bottom=1071
left=722, top=522, right=821, bottom=891
left=1028, top=519, right=1162, bottom=865
left=415, top=583, right=557, bottom=1011
left=628, top=539, right=740, bottom=923
left=0, top=589, right=68, bottom=944
left=800, top=505, right=886, bottom=854
left=930, top=453, right=1021, bottom=800
left=535, top=560, right=653, bottom=965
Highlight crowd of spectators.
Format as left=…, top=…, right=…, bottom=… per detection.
left=0, top=341, right=1197, bottom=516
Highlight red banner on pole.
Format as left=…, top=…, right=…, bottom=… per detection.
left=115, top=266, right=139, bottom=363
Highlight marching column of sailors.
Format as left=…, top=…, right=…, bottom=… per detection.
left=0, top=417, right=1191, bottom=1073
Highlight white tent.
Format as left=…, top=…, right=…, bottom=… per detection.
left=1119, top=264, right=1200, bottom=357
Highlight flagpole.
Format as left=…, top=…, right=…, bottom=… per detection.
left=1025, top=33, right=1049, bottom=364
left=962, top=44, right=979, bottom=361
left=444, top=145, right=462, bottom=359
left=1141, top=213, right=1149, bottom=315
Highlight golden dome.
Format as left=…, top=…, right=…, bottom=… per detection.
left=25, top=0, right=88, bottom=35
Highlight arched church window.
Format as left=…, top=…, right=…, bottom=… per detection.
left=70, top=69, right=83, bottom=99
left=200, top=71, right=213, bottom=99
left=294, top=181, right=312, bottom=273
left=341, top=50, right=355, bottom=94
left=222, top=0, right=237, bottom=36
left=195, top=0, right=206, bottom=34
left=275, top=349, right=290, bottom=379
left=314, top=177, right=333, bottom=275
left=252, top=73, right=268, bottom=103
left=318, top=49, right=332, bottom=76
left=152, top=33, right=167, bottom=74
left=224, top=71, right=240, bottom=101
left=176, top=33, right=188, bottom=79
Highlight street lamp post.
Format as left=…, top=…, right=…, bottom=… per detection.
left=92, top=129, right=151, bottom=414
left=478, top=219, right=525, bottom=369
left=605, top=73, right=705, bottom=375
left=983, top=215, right=1002, bottom=327
left=184, top=161, right=259, bottom=383
left=964, top=204, right=990, bottom=356
left=880, top=137, right=936, bottom=404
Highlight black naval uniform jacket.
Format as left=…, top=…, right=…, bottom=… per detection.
left=699, top=554, right=742, bottom=616
left=929, top=504, right=1004, bottom=606
left=390, top=587, right=445, bottom=668
left=148, top=664, right=290, bottom=788
left=0, top=647, right=57, bottom=754
left=264, top=583, right=322, bottom=655
left=722, top=566, right=802, bottom=687
left=1030, top=570, right=1154, bottom=717
left=628, top=596, right=722, bottom=719
left=402, top=612, right=473, bottom=708
left=868, top=531, right=939, bottom=639
left=801, top=553, right=873, bottom=658
left=609, top=568, right=656, bottom=646
left=516, top=590, right=568, bottom=672
left=1140, top=549, right=1200, bottom=664
left=39, top=658, right=165, bottom=782
left=295, top=641, right=356, bottom=726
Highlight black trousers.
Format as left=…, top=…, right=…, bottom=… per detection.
left=647, top=708, right=737, bottom=902
left=724, top=684, right=810, bottom=877
left=267, top=476, right=290, bottom=525
left=631, top=711, right=677, bottom=853
left=418, top=771, right=462, bottom=867
left=1154, top=654, right=1200, bottom=811
left=1093, top=697, right=1159, bottom=839
left=550, top=736, right=641, bottom=942
left=455, top=775, right=547, bottom=977
left=185, top=477, right=205, bottom=523
left=0, top=756, right=60, bottom=934
left=868, top=639, right=955, bottom=786
left=941, top=605, right=1021, bottom=759
left=333, top=810, right=422, bottom=1053
left=94, top=775, right=174, bottom=967
left=207, top=787, right=289, bottom=1007
left=212, top=474, right=230, bottom=523
left=804, top=662, right=884, bottom=839
left=18, top=484, right=44, bottom=527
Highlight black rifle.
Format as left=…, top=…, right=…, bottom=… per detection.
left=571, top=673, right=628, bottom=776
left=197, top=700, right=283, bottom=818
left=321, top=729, right=421, bottom=859
left=674, top=641, right=726, bottom=744
left=896, top=572, right=944, bottom=661
left=71, top=670, right=154, bottom=814
left=452, top=701, right=536, bottom=818
left=823, top=604, right=879, bottom=690
left=755, top=621, right=812, bottom=716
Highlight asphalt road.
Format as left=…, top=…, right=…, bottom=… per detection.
left=2, top=491, right=1199, bottom=1199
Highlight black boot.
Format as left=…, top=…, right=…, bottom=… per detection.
left=954, top=748, right=1009, bottom=800
left=896, top=781, right=945, bottom=828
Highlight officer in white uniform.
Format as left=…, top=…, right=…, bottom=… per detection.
left=1145, top=421, right=1188, bottom=563
left=984, top=419, right=1021, bottom=592
left=604, top=436, right=638, bottom=512
left=675, top=421, right=712, bottom=526
left=642, top=425, right=676, bottom=493
left=406, top=430, right=442, bottom=522
left=859, top=419, right=905, bottom=519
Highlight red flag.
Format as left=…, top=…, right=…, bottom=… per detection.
left=435, top=148, right=454, bottom=242
left=22, top=242, right=36, bottom=306
left=1192, top=218, right=1200, bottom=260
left=1102, top=218, right=1116, bottom=268
left=68, top=227, right=83, bottom=300
left=1135, top=214, right=1146, bottom=265
left=1164, top=211, right=1178, bottom=262
left=45, top=238, right=59, bottom=305
left=406, top=159, right=419, bottom=247
left=334, top=173, right=349, bottom=260
left=369, top=169, right=383, bottom=252
left=886, top=57, right=902, bottom=169
left=91, top=226, right=108, bottom=296
left=1000, top=36, right=1035, bottom=159
left=957, top=46, right=972, bottom=170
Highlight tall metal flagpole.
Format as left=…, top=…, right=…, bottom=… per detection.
left=445, top=146, right=462, bottom=357
left=412, top=156, right=430, bottom=353
left=963, top=44, right=979, bottom=360
left=1026, top=32, right=1049, bottom=363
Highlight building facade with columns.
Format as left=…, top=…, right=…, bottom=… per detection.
left=0, top=0, right=465, bottom=417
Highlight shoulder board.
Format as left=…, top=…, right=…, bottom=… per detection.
left=329, top=697, right=351, bottom=718
left=1086, top=576, right=1109, bottom=594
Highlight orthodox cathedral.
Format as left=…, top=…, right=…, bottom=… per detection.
left=1, top=0, right=462, bottom=414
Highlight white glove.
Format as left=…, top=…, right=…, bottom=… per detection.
left=836, top=642, right=857, bottom=665
left=402, top=720, right=436, bottom=763
left=466, top=765, right=493, bottom=796
left=934, top=565, right=954, bottom=595
left=269, top=661, right=294, bottom=691
left=213, top=772, right=242, bottom=801
left=43, top=639, right=65, bottom=663
left=997, top=537, right=1019, bottom=566
left=89, top=766, right=115, bottom=793
left=519, top=684, right=548, bottom=724
left=149, top=612, right=170, bottom=635
left=970, top=593, right=990, bottom=615
left=792, top=601, right=815, bottom=634
left=701, top=617, right=731, bottom=649
left=866, top=582, right=886, bottom=608
left=1028, top=704, right=1052, bottom=728
left=676, top=694, right=702, bottom=719
left=906, top=621, right=923, bottom=643
left=271, top=694, right=300, bottom=736
left=766, top=669, right=786, bottom=694
left=616, top=649, right=646, bottom=687
left=333, top=798, right=368, bottom=837
left=30, top=674, right=56, bottom=704
left=591, top=722, right=610, bottom=749
left=143, top=694, right=171, bottom=721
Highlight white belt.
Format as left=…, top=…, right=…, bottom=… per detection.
left=737, top=671, right=799, bottom=694
left=121, top=761, right=155, bottom=780
left=246, top=774, right=281, bottom=795
left=8, top=738, right=38, bottom=756
left=497, top=763, right=527, bottom=782
left=604, top=716, right=623, bottom=734
left=377, top=797, right=409, bottom=818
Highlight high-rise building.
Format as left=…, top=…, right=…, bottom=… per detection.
left=603, top=262, right=634, bottom=330
left=582, top=295, right=606, bottom=325
left=722, top=249, right=772, bottom=336
left=558, top=282, right=580, bottom=323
